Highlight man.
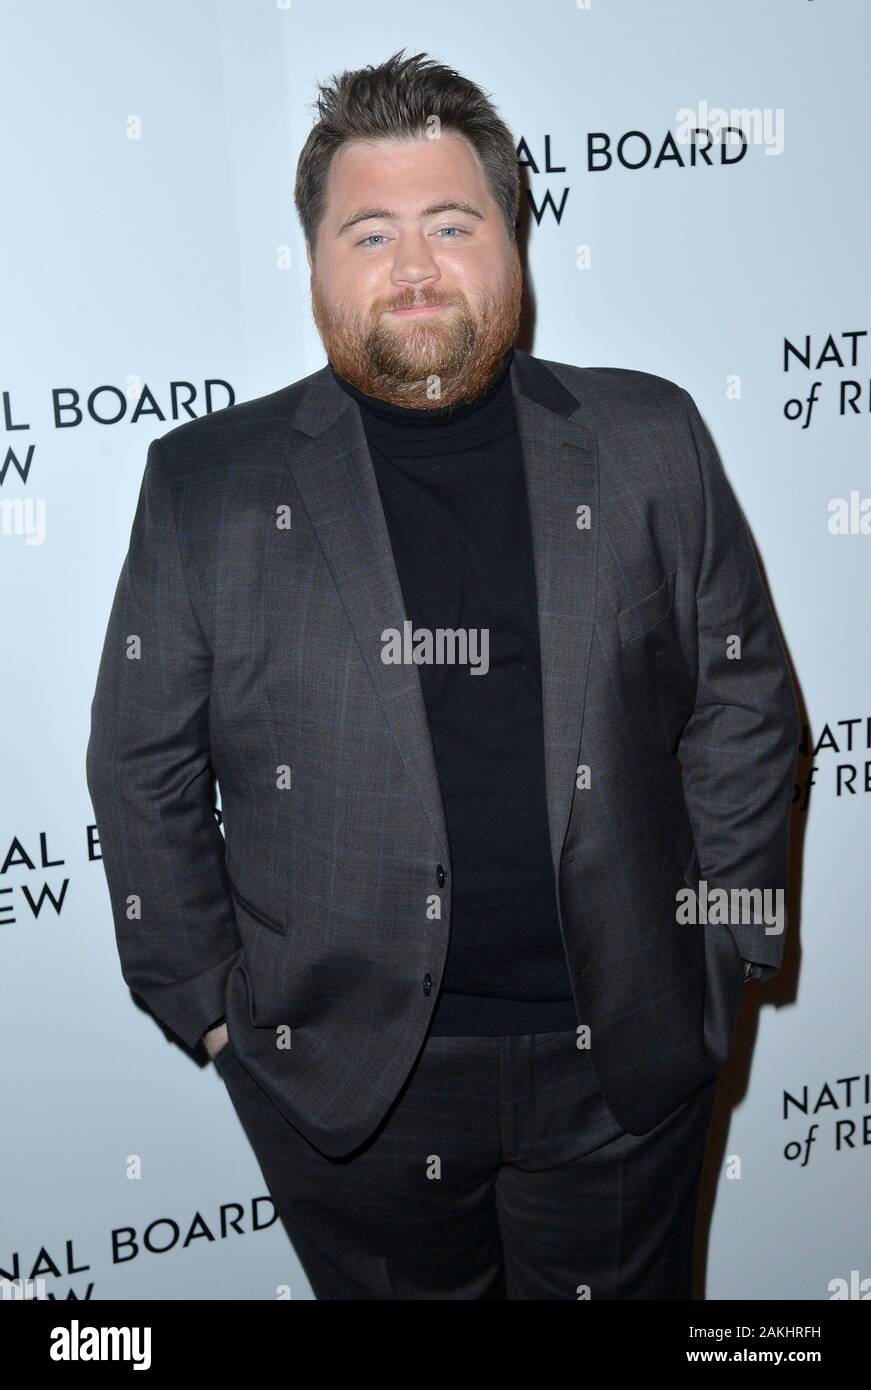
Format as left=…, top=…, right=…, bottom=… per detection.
left=86, top=50, right=800, bottom=1300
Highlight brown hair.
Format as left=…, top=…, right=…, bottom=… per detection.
left=294, top=49, right=520, bottom=255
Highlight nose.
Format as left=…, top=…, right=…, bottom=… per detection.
left=389, top=231, right=441, bottom=294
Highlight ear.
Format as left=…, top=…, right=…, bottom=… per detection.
left=306, top=242, right=314, bottom=271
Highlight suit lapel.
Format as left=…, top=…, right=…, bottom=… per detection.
left=510, top=355, right=599, bottom=872
left=285, top=383, right=450, bottom=858
left=284, top=349, right=599, bottom=874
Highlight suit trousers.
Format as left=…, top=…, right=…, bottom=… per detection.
left=213, top=1027, right=718, bottom=1300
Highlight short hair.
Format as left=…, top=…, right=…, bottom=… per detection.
left=294, top=48, right=520, bottom=253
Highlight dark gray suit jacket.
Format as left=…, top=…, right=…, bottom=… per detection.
left=86, top=348, right=800, bottom=1157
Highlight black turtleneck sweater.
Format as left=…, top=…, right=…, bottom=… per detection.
left=330, top=349, right=578, bottom=1036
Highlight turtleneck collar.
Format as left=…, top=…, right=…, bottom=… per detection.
left=329, top=347, right=516, bottom=433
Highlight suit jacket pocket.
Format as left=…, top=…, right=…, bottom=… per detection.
left=227, top=876, right=288, bottom=936
left=213, top=1038, right=236, bottom=1072
left=617, top=569, right=676, bottom=643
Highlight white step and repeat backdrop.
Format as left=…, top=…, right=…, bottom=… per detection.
left=2, top=0, right=868, bottom=1301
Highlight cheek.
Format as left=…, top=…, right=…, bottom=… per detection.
left=440, top=243, right=508, bottom=294
left=346, top=262, right=392, bottom=311
left=318, top=255, right=378, bottom=307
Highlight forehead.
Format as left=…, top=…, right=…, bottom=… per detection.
left=326, top=132, right=490, bottom=213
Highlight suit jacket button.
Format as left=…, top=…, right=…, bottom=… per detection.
left=422, top=973, right=433, bottom=996
left=436, top=864, right=445, bottom=886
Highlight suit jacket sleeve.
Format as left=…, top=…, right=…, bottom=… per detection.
left=86, top=436, right=240, bottom=1050
left=676, top=389, right=800, bottom=980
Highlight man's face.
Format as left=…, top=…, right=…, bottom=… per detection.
left=307, top=131, right=523, bottom=408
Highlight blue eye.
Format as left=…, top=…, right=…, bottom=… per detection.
left=358, top=227, right=467, bottom=247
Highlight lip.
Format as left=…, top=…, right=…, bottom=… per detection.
left=389, top=305, right=447, bottom=316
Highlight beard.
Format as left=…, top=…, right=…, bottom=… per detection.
left=310, top=249, right=523, bottom=409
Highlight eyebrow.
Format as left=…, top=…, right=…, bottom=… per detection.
left=336, top=200, right=485, bottom=236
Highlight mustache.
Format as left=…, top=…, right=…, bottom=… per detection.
left=384, top=291, right=457, bottom=312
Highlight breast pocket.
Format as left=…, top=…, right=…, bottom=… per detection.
left=617, top=569, right=676, bottom=644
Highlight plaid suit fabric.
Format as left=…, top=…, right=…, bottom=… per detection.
left=87, top=349, right=800, bottom=1157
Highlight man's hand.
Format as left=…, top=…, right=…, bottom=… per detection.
left=203, top=1021, right=229, bottom=1060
